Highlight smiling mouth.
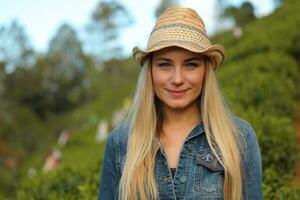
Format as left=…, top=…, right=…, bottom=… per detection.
left=166, top=89, right=190, bottom=97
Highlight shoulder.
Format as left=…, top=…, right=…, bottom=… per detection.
left=232, top=117, right=261, bottom=158
left=106, top=121, right=129, bottom=152
left=232, top=116, right=257, bottom=140
left=107, top=121, right=129, bottom=138
left=232, top=116, right=260, bottom=152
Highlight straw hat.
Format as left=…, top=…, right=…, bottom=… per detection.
left=132, top=7, right=226, bottom=70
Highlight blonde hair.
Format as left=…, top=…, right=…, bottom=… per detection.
left=201, top=58, right=243, bottom=200
left=119, top=58, right=243, bottom=200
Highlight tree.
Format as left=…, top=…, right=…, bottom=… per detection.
left=222, top=1, right=256, bottom=27
left=155, top=0, right=179, bottom=19
left=2, top=24, right=90, bottom=118
left=36, top=24, right=88, bottom=115
left=47, top=24, right=85, bottom=81
left=84, top=0, right=132, bottom=60
left=273, top=0, right=284, bottom=7
left=0, top=20, right=35, bottom=73
left=0, top=62, right=5, bottom=97
left=0, top=62, right=8, bottom=117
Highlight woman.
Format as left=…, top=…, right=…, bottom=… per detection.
left=98, top=7, right=262, bottom=200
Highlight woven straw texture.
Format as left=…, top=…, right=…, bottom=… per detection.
left=132, top=7, right=226, bottom=69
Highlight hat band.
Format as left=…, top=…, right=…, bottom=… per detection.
left=147, top=23, right=211, bottom=51
left=151, top=23, right=208, bottom=38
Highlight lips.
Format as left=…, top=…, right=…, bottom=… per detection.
left=166, top=88, right=190, bottom=97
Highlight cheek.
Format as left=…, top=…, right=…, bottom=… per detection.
left=151, top=68, right=167, bottom=88
left=190, top=72, right=205, bottom=90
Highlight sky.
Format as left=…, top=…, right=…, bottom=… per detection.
left=0, top=0, right=275, bottom=56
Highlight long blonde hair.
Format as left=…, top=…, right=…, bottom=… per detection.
left=118, top=58, right=243, bottom=200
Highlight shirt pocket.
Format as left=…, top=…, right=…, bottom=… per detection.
left=193, top=149, right=224, bottom=199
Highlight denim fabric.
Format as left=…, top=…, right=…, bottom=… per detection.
left=98, top=117, right=263, bottom=200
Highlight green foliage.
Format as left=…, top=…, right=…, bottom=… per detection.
left=217, top=0, right=300, bottom=62
left=218, top=51, right=300, bottom=118
left=17, top=166, right=100, bottom=200
left=16, top=116, right=106, bottom=200
left=263, top=168, right=300, bottom=199
left=0, top=105, right=72, bottom=199
left=0, top=165, right=16, bottom=199
left=0, top=106, right=49, bottom=154
left=240, top=110, right=299, bottom=185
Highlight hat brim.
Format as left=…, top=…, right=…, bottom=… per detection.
left=133, top=43, right=226, bottom=70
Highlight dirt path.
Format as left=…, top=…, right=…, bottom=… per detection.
left=294, top=101, right=300, bottom=187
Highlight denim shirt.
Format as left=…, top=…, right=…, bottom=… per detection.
left=98, top=117, right=263, bottom=200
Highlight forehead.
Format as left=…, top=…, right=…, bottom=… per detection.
left=151, top=46, right=203, bottom=59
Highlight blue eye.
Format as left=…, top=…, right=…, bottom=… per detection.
left=186, top=63, right=198, bottom=69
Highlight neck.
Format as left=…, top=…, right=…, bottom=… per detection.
left=162, top=102, right=202, bottom=128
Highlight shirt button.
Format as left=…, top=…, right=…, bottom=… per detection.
left=179, top=176, right=187, bottom=183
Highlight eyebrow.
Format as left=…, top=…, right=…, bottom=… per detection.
left=184, top=57, right=203, bottom=62
left=152, top=57, right=172, bottom=62
left=153, top=56, right=203, bottom=62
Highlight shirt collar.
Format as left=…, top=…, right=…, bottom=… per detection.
left=185, top=122, right=205, bottom=142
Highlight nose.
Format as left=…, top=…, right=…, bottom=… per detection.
left=171, top=67, right=184, bottom=85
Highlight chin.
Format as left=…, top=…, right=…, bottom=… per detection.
left=165, top=101, right=192, bottom=110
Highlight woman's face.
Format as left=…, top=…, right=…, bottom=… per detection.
left=151, top=46, right=206, bottom=111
